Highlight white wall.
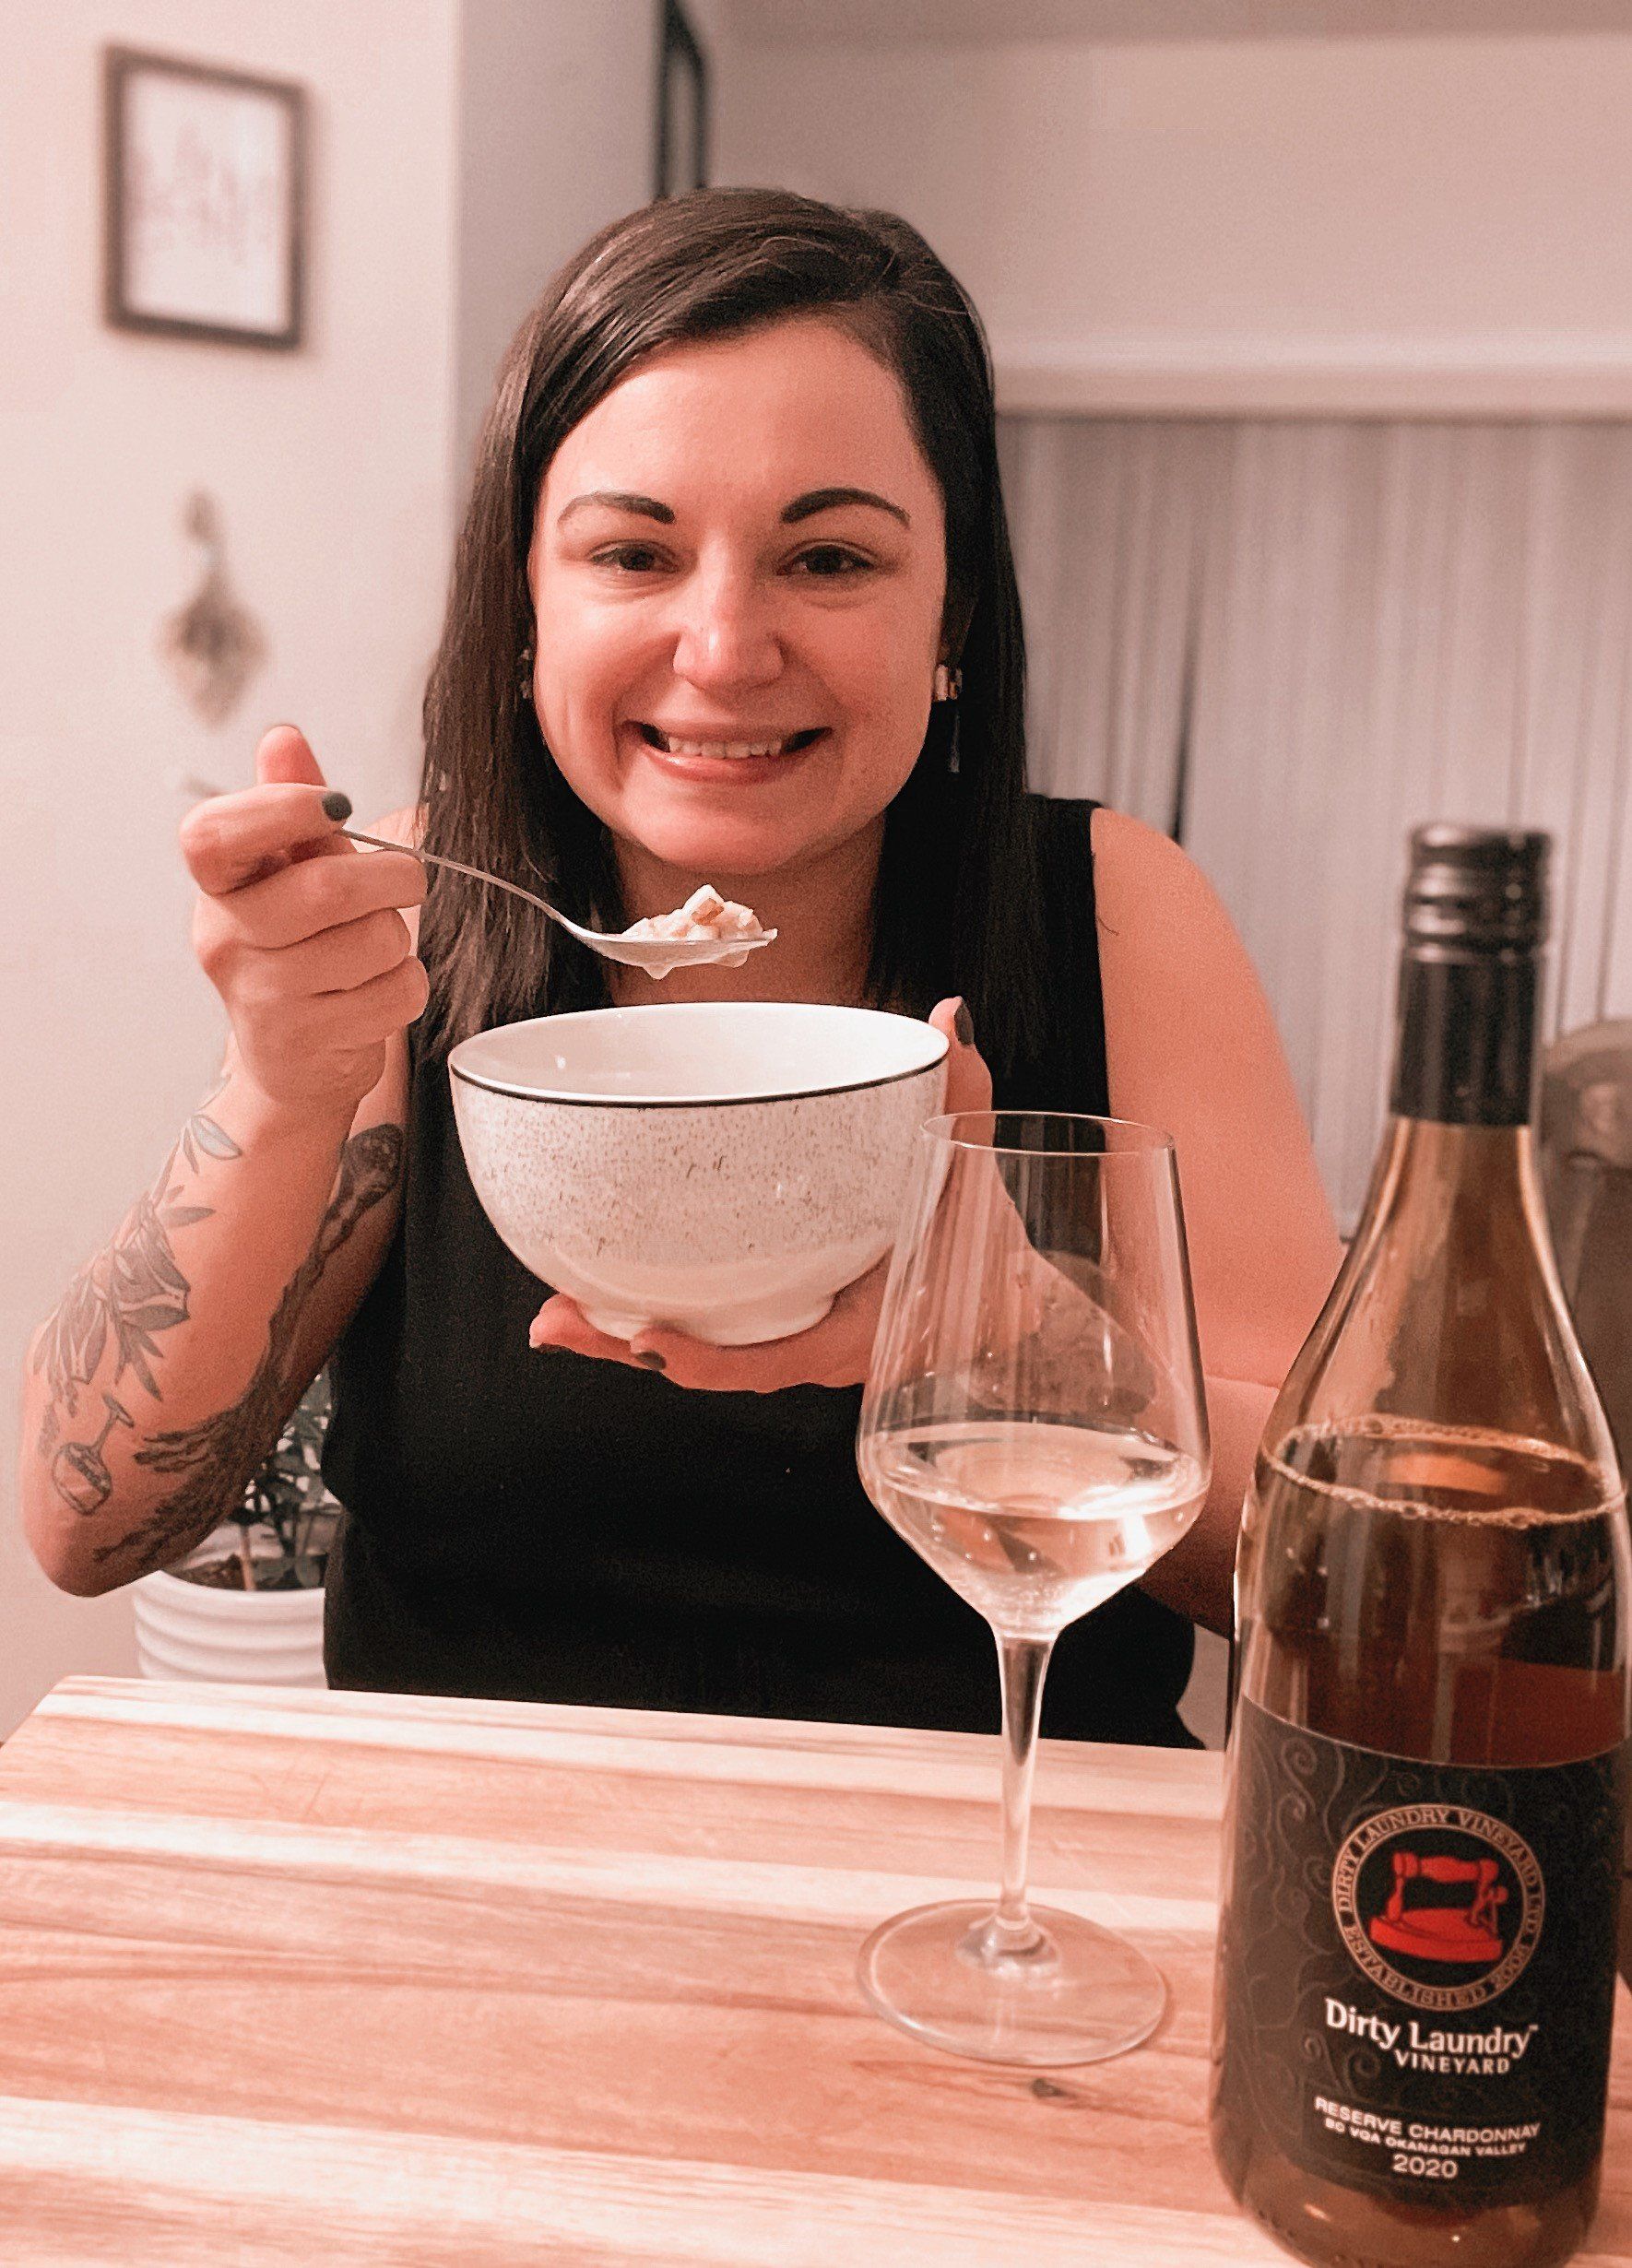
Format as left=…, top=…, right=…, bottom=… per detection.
left=0, top=0, right=461, bottom=1741
left=711, top=30, right=1632, bottom=415
left=452, top=0, right=656, bottom=494
left=2, top=0, right=667, bottom=1744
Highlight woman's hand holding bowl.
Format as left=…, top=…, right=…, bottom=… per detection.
left=526, top=997, right=991, bottom=1392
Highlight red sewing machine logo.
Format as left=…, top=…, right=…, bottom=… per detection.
left=1331, top=1803, right=1545, bottom=2013
left=1374, top=1850, right=1507, bottom=1962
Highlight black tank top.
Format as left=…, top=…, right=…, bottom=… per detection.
left=323, top=798, right=1197, bottom=1743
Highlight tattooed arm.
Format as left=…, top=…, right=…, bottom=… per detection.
left=21, top=741, right=427, bottom=1597
left=20, top=1063, right=408, bottom=1596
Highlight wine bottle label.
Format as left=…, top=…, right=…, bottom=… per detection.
left=1219, top=1697, right=1628, bottom=2210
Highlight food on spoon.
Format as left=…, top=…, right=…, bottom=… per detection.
left=622, top=885, right=765, bottom=973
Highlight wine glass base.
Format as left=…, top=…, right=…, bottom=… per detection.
left=857, top=1899, right=1165, bottom=2067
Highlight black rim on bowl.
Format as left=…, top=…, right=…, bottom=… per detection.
left=446, top=1001, right=950, bottom=1109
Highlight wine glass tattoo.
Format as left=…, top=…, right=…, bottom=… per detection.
left=856, top=1112, right=1211, bottom=2066
left=53, top=1391, right=135, bottom=1515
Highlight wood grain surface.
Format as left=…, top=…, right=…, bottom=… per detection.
left=0, top=1674, right=1626, bottom=2267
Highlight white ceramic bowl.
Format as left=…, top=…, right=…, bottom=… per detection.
left=448, top=1002, right=949, bottom=1345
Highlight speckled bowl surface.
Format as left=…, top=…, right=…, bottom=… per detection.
left=448, top=1003, right=949, bottom=1345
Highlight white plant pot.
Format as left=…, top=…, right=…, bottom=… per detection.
left=132, top=1566, right=327, bottom=1687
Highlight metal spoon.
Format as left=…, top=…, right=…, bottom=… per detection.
left=174, top=775, right=776, bottom=975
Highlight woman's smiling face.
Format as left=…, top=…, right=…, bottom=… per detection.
left=526, top=314, right=949, bottom=891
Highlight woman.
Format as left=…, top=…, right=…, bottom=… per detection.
left=21, top=191, right=1340, bottom=1743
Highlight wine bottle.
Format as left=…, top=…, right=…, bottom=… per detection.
left=1211, top=826, right=1630, bottom=2268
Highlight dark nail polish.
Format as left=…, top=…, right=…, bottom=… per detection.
left=321, top=790, right=352, bottom=822
left=953, top=999, right=974, bottom=1046
left=634, top=1349, right=667, bottom=1373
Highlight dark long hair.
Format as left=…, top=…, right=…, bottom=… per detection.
left=417, top=187, right=1044, bottom=1073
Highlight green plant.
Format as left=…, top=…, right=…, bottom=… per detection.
left=179, top=1372, right=339, bottom=1592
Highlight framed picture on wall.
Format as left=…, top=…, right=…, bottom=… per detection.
left=102, top=46, right=306, bottom=350
left=655, top=0, right=708, bottom=201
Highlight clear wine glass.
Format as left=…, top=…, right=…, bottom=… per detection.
left=856, top=1111, right=1212, bottom=2066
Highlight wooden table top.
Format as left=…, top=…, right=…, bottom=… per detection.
left=0, top=1675, right=1627, bottom=2267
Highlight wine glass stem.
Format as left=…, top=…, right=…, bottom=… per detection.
left=987, top=1631, right=1055, bottom=1954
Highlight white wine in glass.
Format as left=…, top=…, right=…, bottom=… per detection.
left=856, top=1111, right=1211, bottom=2066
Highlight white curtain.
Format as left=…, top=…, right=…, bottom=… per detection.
left=999, top=416, right=1632, bottom=1230
left=997, top=417, right=1224, bottom=832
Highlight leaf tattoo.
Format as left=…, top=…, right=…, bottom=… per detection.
left=180, top=1108, right=242, bottom=1174
left=33, top=1128, right=231, bottom=1419
left=89, top=1124, right=404, bottom=1577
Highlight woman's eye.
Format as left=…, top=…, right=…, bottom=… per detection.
left=789, top=545, right=872, bottom=579
left=591, top=543, right=669, bottom=573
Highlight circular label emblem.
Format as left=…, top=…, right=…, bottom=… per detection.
left=1330, top=1803, right=1544, bottom=2012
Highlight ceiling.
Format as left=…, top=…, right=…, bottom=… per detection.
left=720, top=0, right=1632, bottom=44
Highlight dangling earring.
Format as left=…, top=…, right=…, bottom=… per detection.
left=517, top=642, right=535, bottom=699
left=933, top=661, right=963, bottom=774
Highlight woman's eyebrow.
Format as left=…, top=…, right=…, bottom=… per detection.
left=558, top=490, right=675, bottom=525
left=783, top=486, right=910, bottom=528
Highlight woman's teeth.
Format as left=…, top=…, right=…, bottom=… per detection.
left=641, top=726, right=820, bottom=761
